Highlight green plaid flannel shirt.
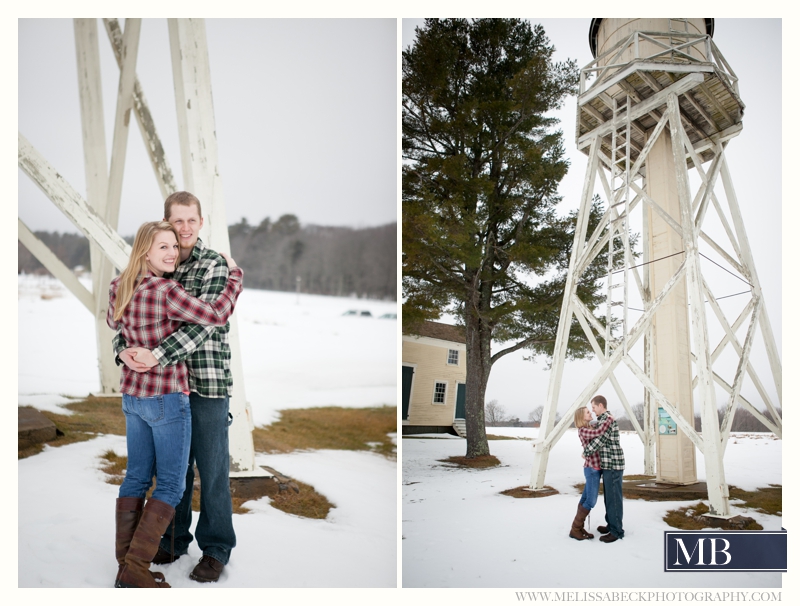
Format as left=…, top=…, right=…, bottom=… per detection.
left=582, top=411, right=625, bottom=470
left=113, top=238, right=234, bottom=398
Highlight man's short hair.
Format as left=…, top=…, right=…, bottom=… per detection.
left=164, top=191, right=202, bottom=220
left=591, top=395, right=608, bottom=409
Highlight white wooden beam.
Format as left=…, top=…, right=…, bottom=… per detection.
left=106, top=18, right=141, bottom=231
left=719, top=298, right=760, bottom=445
left=702, top=279, right=780, bottom=432
left=698, top=230, right=747, bottom=278
left=573, top=296, right=646, bottom=444
left=168, top=18, right=264, bottom=477
left=74, top=18, right=120, bottom=395
left=103, top=18, right=177, bottom=199
left=530, top=136, right=600, bottom=489
left=713, top=372, right=781, bottom=440
left=18, top=219, right=95, bottom=313
left=19, top=133, right=131, bottom=271
left=719, top=156, right=782, bottom=406
left=668, top=94, right=729, bottom=516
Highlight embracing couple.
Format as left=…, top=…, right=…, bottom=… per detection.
left=108, top=191, right=241, bottom=588
left=570, top=395, right=625, bottom=544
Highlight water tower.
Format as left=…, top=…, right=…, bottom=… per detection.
left=529, top=19, right=781, bottom=517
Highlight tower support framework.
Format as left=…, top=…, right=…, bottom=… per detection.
left=529, top=23, right=781, bottom=517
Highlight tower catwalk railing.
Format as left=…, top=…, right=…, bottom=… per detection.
left=579, top=31, right=739, bottom=99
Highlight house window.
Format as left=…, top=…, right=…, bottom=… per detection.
left=447, top=349, right=459, bottom=365
left=433, top=381, right=447, bottom=404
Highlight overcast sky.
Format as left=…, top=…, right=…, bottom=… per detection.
left=18, top=19, right=397, bottom=236
left=403, top=18, right=783, bottom=421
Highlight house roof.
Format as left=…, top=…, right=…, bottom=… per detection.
left=404, top=320, right=466, bottom=344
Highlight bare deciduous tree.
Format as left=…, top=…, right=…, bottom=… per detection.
left=484, top=399, right=508, bottom=427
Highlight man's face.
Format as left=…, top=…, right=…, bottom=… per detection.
left=167, top=203, right=203, bottom=257
left=591, top=400, right=605, bottom=416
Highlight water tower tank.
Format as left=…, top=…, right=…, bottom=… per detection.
left=590, top=19, right=713, bottom=62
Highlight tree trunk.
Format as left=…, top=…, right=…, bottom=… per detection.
left=464, top=292, right=492, bottom=458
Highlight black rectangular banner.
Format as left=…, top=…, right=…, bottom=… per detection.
left=664, top=529, right=786, bottom=571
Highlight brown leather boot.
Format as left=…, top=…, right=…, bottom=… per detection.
left=569, top=503, right=594, bottom=540
left=569, top=504, right=587, bottom=540
left=116, top=498, right=175, bottom=588
left=578, top=505, right=594, bottom=539
left=115, top=497, right=144, bottom=585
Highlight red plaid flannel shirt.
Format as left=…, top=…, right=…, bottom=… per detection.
left=107, top=268, right=243, bottom=397
left=579, top=415, right=613, bottom=469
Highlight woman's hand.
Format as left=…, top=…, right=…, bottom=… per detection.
left=120, top=347, right=158, bottom=372
left=219, top=252, right=238, bottom=269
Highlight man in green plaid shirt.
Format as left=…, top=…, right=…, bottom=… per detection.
left=583, top=395, right=625, bottom=543
left=113, top=191, right=237, bottom=582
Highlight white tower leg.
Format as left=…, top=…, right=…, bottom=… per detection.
left=168, top=18, right=266, bottom=476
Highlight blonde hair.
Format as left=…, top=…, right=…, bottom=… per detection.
left=113, top=221, right=180, bottom=321
left=574, top=408, right=590, bottom=429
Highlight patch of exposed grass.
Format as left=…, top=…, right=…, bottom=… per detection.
left=252, top=406, right=396, bottom=460
left=487, top=434, right=523, bottom=440
left=18, top=396, right=125, bottom=459
left=664, top=502, right=715, bottom=530
left=729, top=484, right=782, bottom=516
left=97, top=450, right=334, bottom=519
left=99, top=450, right=127, bottom=485
left=501, top=485, right=558, bottom=498
left=254, top=478, right=334, bottom=519
left=438, top=455, right=501, bottom=469
left=663, top=501, right=763, bottom=530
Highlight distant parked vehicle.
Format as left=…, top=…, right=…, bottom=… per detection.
left=342, top=310, right=373, bottom=317
left=378, top=313, right=397, bottom=320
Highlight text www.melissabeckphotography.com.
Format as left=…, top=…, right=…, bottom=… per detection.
left=515, top=591, right=782, bottom=602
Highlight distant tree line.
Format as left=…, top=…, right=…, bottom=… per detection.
left=18, top=214, right=397, bottom=301
left=18, top=231, right=92, bottom=274
left=484, top=400, right=560, bottom=428
left=228, top=215, right=396, bottom=299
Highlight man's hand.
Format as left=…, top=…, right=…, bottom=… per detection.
left=119, top=348, right=158, bottom=373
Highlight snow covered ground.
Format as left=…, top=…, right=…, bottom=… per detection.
left=18, top=274, right=398, bottom=588
left=402, top=427, right=783, bottom=589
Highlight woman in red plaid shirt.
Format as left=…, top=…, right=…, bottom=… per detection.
left=569, top=406, right=613, bottom=541
left=107, top=221, right=243, bottom=588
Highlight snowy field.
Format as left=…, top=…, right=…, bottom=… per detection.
left=18, top=274, right=398, bottom=588
left=403, top=427, right=782, bottom=589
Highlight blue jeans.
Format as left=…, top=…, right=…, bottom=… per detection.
left=579, top=467, right=601, bottom=510
left=160, top=393, right=236, bottom=564
left=119, top=393, right=191, bottom=508
left=601, top=469, right=625, bottom=538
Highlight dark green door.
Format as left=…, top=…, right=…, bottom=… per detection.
left=402, top=366, right=414, bottom=420
left=455, top=383, right=466, bottom=419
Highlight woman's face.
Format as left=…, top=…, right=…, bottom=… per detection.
left=146, top=230, right=179, bottom=277
left=583, top=408, right=592, bottom=422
